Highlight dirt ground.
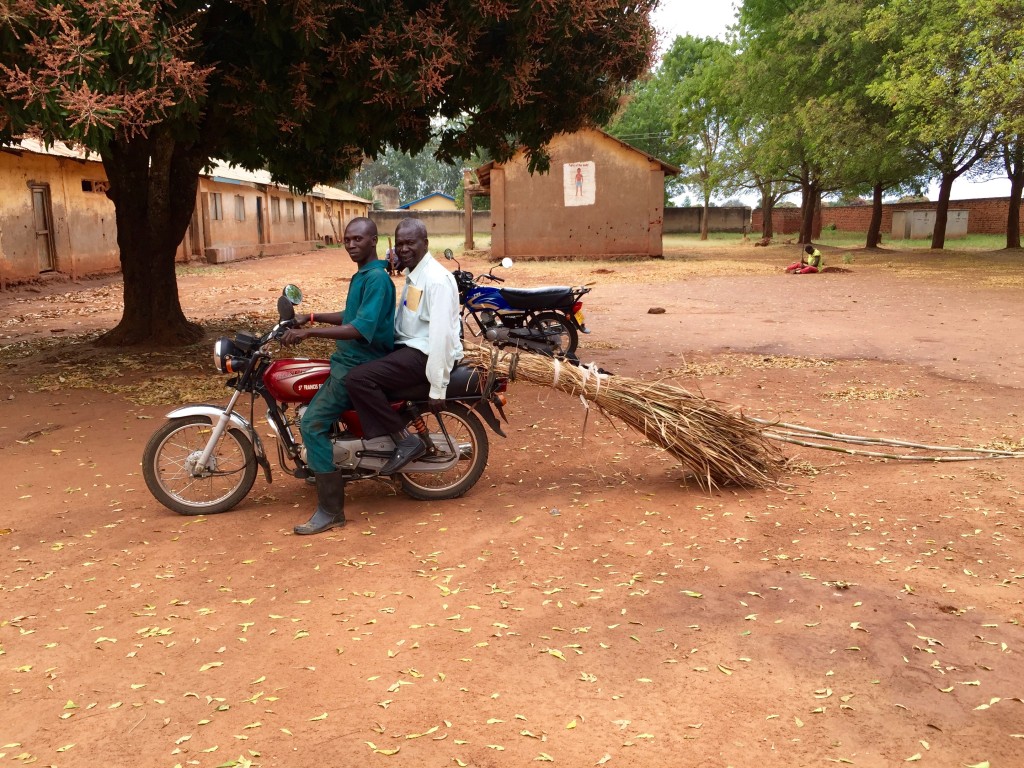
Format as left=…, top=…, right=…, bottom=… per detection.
left=1, top=241, right=1022, bottom=768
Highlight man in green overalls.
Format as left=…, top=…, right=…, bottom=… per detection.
left=281, top=217, right=395, bottom=534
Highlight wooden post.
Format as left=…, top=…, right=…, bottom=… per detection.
left=464, top=190, right=475, bottom=251
left=462, top=169, right=476, bottom=251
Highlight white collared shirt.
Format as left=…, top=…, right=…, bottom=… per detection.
left=396, top=252, right=463, bottom=399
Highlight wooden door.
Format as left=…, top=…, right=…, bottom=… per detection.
left=30, top=184, right=56, bottom=272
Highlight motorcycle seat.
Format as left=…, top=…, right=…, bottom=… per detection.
left=382, top=363, right=483, bottom=403
left=498, top=286, right=575, bottom=310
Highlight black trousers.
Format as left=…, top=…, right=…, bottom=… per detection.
left=346, top=346, right=430, bottom=439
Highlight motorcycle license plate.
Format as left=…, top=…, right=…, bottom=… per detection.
left=574, top=310, right=586, bottom=326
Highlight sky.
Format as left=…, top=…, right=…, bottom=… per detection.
left=647, top=0, right=1011, bottom=203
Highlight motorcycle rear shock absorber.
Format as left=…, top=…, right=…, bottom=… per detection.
left=405, top=406, right=437, bottom=456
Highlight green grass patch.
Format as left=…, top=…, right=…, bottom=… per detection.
left=816, top=231, right=1009, bottom=250
left=662, top=230, right=1011, bottom=251
left=425, top=233, right=492, bottom=256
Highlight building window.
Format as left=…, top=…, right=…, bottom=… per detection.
left=234, top=195, right=245, bottom=221
left=81, top=179, right=110, bottom=194
left=286, top=199, right=295, bottom=222
left=271, top=196, right=281, bottom=224
left=210, top=192, right=223, bottom=221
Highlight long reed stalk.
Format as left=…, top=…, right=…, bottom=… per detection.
left=464, top=346, right=784, bottom=489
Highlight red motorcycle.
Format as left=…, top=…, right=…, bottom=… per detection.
left=142, top=285, right=508, bottom=515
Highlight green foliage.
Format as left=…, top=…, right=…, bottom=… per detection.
left=605, top=40, right=695, bottom=197
left=0, top=0, right=657, bottom=343
left=605, top=77, right=680, bottom=167
left=670, top=36, right=738, bottom=215
left=1, top=0, right=657, bottom=187
left=454, top=182, right=492, bottom=212
left=348, top=137, right=464, bottom=204
left=606, top=34, right=741, bottom=207
left=863, top=0, right=1015, bottom=246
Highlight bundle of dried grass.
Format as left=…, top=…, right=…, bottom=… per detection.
left=464, top=345, right=784, bottom=489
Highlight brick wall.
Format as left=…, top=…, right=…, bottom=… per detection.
left=752, top=197, right=1022, bottom=236
left=750, top=207, right=805, bottom=235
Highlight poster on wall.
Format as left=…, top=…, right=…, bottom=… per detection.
left=563, top=161, right=595, bottom=206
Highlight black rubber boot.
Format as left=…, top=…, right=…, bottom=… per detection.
left=294, top=470, right=347, bottom=535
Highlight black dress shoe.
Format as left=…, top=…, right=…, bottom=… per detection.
left=379, top=434, right=427, bottom=475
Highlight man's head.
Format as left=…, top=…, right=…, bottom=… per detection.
left=344, top=217, right=378, bottom=265
left=804, top=245, right=814, bottom=255
left=394, top=218, right=429, bottom=272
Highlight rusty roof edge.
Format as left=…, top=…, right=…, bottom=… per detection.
left=471, top=127, right=680, bottom=186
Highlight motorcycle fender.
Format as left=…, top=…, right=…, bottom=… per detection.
left=165, top=405, right=271, bottom=479
left=166, top=404, right=252, bottom=432
left=472, top=399, right=507, bottom=438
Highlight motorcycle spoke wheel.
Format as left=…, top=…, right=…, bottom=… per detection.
left=399, top=403, right=489, bottom=501
left=528, top=311, right=579, bottom=358
left=142, top=415, right=257, bottom=515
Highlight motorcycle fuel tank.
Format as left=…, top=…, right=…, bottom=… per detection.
left=264, top=358, right=330, bottom=404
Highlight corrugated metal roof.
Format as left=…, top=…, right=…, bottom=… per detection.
left=206, top=160, right=275, bottom=186
left=3, top=137, right=99, bottom=161
left=311, top=184, right=370, bottom=204
left=206, top=161, right=369, bottom=203
left=2, top=141, right=369, bottom=203
left=399, top=191, right=456, bottom=209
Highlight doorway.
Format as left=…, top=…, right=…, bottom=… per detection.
left=30, top=184, right=56, bottom=272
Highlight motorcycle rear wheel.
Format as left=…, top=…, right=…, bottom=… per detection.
left=400, top=403, right=489, bottom=500
left=143, top=415, right=258, bottom=515
left=528, top=311, right=579, bottom=357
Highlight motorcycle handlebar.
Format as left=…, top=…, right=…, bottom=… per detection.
left=260, top=319, right=297, bottom=347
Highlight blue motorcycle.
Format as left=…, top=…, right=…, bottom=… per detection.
left=443, top=250, right=591, bottom=361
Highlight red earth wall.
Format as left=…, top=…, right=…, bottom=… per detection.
left=752, top=197, right=1021, bottom=236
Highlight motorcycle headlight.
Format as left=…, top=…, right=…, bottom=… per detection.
left=213, top=336, right=242, bottom=373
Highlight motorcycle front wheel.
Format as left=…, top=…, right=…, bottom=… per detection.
left=527, top=311, right=579, bottom=357
left=399, top=403, right=489, bottom=501
left=142, top=415, right=258, bottom=515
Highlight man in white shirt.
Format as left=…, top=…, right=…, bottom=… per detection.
left=347, top=218, right=463, bottom=475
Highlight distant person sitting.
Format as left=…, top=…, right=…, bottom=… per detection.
left=786, top=245, right=822, bottom=274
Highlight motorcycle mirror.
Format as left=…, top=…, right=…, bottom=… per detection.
left=443, top=248, right=455, bottom=260
left=282, top=284, right=303, bottom=305
left=500, top=257, right=513, bottom=269
left=276, top=294, right=296, bottom=322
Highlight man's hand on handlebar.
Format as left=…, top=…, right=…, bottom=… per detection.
left=280, top=327, right=311, bottom=346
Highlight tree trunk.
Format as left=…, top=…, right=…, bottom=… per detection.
left=700, top=195, right=710, bottom=240
left=799, top=180, right=819, bottom=245
left=1005, top=141, right=1023, bottom=250
left=866, top=182, right=884, bottom=248
left=1008, top=175, right=1023, bottom=250
left=98, top=129, right=207, bottom=346
left=931, top=173, right=954, bottom=250
left=759, top=182, right=774, bottom=239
